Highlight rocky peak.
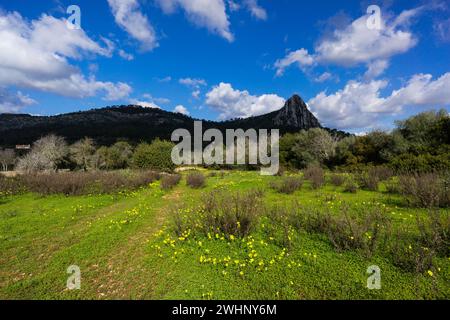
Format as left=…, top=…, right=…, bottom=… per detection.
left=273, top=94, right=321, bottom=129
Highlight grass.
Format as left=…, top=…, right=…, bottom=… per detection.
left=0, top=170, right=449, bottom=299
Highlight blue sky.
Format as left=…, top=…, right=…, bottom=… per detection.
left=0, top=0, right=449, bottom=133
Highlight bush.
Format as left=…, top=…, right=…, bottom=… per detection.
left=269, top=176, right=303, bottom=194
left=186, top=172, right=206, bottom=189
left=399, top=173, right=450, bottom=207
left=369, top=166, right=393, bottom=181
left=172, top=190, right=263, bottom=238
left=389, top=235, right=436, bottom=274
left=330, top=173, right=345, bottom=187
left=132, top=139, right=176, bottom=172
left=19, top=170, right=160, bottom=196
left=355, top=171, right=379, bottom=191
left=304, top=166, right=324, bottom=189
left=0, top=175, right=25, bottom=197
left=417, top=211, right=450, bottom=257
left=267, top=203, right=390, bottom=257
left=384, top=177, right=401, bottom=194
left=343, top=179, right=358, bottom=193
left=161, top=174, right=181, bottom=190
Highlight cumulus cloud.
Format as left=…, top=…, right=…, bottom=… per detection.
left=385, top=73, right=450, bottom=110
left=307, top=72, right=450, bottom=130
left=155, top=0, right=233, bottom=42
left=174, top=104, right=190, bottom=115
left=107, top=0, right=158, bottom=51
left=315, top=12, right=417, bottom=67
left=307, top=80, right=388, bottom=129
left=314, top=72, right=333, bottom=83
left=0, top=11, right=132, bottom=101
left=275, top=7, right=421, bottom=78
left=0, top=88, right=36, bottom=113
left=205, top=82, right=285, bottom=119
left=274, top=49, right=315, bottom=77
left=129, top=99, right=161, bottom=109
left=364, top=60, right=389, bottom=80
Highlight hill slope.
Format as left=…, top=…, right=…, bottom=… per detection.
left=0, top=95, right=341, bottom=147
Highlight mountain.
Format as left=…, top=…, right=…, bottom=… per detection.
left=0, top=94, right=342, bottom=147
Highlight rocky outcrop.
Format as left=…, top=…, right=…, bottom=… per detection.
left=273, top=94, right=321, bottom=129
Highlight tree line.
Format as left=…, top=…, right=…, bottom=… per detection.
left=0, top=109, right=448, bottom=174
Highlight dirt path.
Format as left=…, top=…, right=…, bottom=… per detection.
left=91, top=189, right=183, bottom=299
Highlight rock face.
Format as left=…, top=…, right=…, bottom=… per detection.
left=273, top=94, right=320, bottom=129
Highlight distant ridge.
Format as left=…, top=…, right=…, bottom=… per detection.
left=0, top=95, right=346, bottom=147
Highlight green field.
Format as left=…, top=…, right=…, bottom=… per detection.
left=0, top=170, right=448, bottom=300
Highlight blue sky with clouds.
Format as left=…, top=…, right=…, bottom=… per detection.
left=0, top=0, right=449, bottom=133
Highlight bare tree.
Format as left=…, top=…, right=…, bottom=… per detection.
left=70, top=137, right=96, bottom=171
left=16, top=135, right=68, bottom=172
left=0, top=149, right=15, bottom=171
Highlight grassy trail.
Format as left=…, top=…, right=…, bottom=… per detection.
left=0, top=183, right=182, bottom=299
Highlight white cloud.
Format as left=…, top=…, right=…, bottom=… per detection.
left=227, top=0, right=240, bottom=12
left=192, top=90, right=201, bottom=99
left=155, top=76, right=172, bottom=83
left=434, top=17, right=450, bottom=42
left=107, top=0, right=158, bottom=51
left=129, top=99, right=161, bottom=109
left=174, top=105, right=190, bottom=115
left=307, top=80, right=388, bottom=129
left=307, top=72, right=450, bottom=130
left=118, top=49, right=134, bottom=61
left=274, top=49, right=315, bottom=76
left=385, top=73, right=450, bottom=110
left=0, top=88, right=36, bottom=113
left=275, top=7, right=421, bottom=77
left=364, top=60, right=389, bottom=79
left=179, top=78, right=207, bottom=87
left=0, top=11, right=132, bottom=101
left=142, top=93, right=170, bottom=104
left=205, top=82, right=285, bottom=119
left=315, top=13, right=417, bottom=67
left=314, top=72, right=333, bottom=83
left=155, top=0, right=233, bottom=42
left=244, top=0, right=267, bottom=20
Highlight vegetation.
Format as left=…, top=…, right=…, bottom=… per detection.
left=0, top=109, right=448, bottom=300
left=1, top=170, right=447, bottom=300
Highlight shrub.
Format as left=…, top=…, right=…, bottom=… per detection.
left=399, top=173, right=449, bottom=207
left=161, top=174, right=181, bottom=190
left=417, top=211, right=450, bottom=257
left=269, top=176, right=303, bottom=194
left=343, top=179, right=358, bottom=193
left=19, top=171, right=159, bottom=196
left=172, top=190, right=263, bottom=238
left=384, top=177, right=401, bottom=194
left=330, top=173, right=345, bottom=187
left=304, top=166, right=324, bottom=189
left=186, top=172, right=206, bottom=189
left=268, top=203, right=390, bottom=257
left=389, top=236, right=436, bottom=274
left=0, top=175, right=25, bottom=197
left=355, top=171, right=379, bottom=191
left=370, top=166, right=393, bottom=181
left=132, top=139, right=175, bottom=172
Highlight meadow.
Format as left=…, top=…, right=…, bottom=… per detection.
left=0, top=170, right=448, bottom=300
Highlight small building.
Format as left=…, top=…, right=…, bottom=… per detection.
left=15, top=145, right=31, bottom=150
